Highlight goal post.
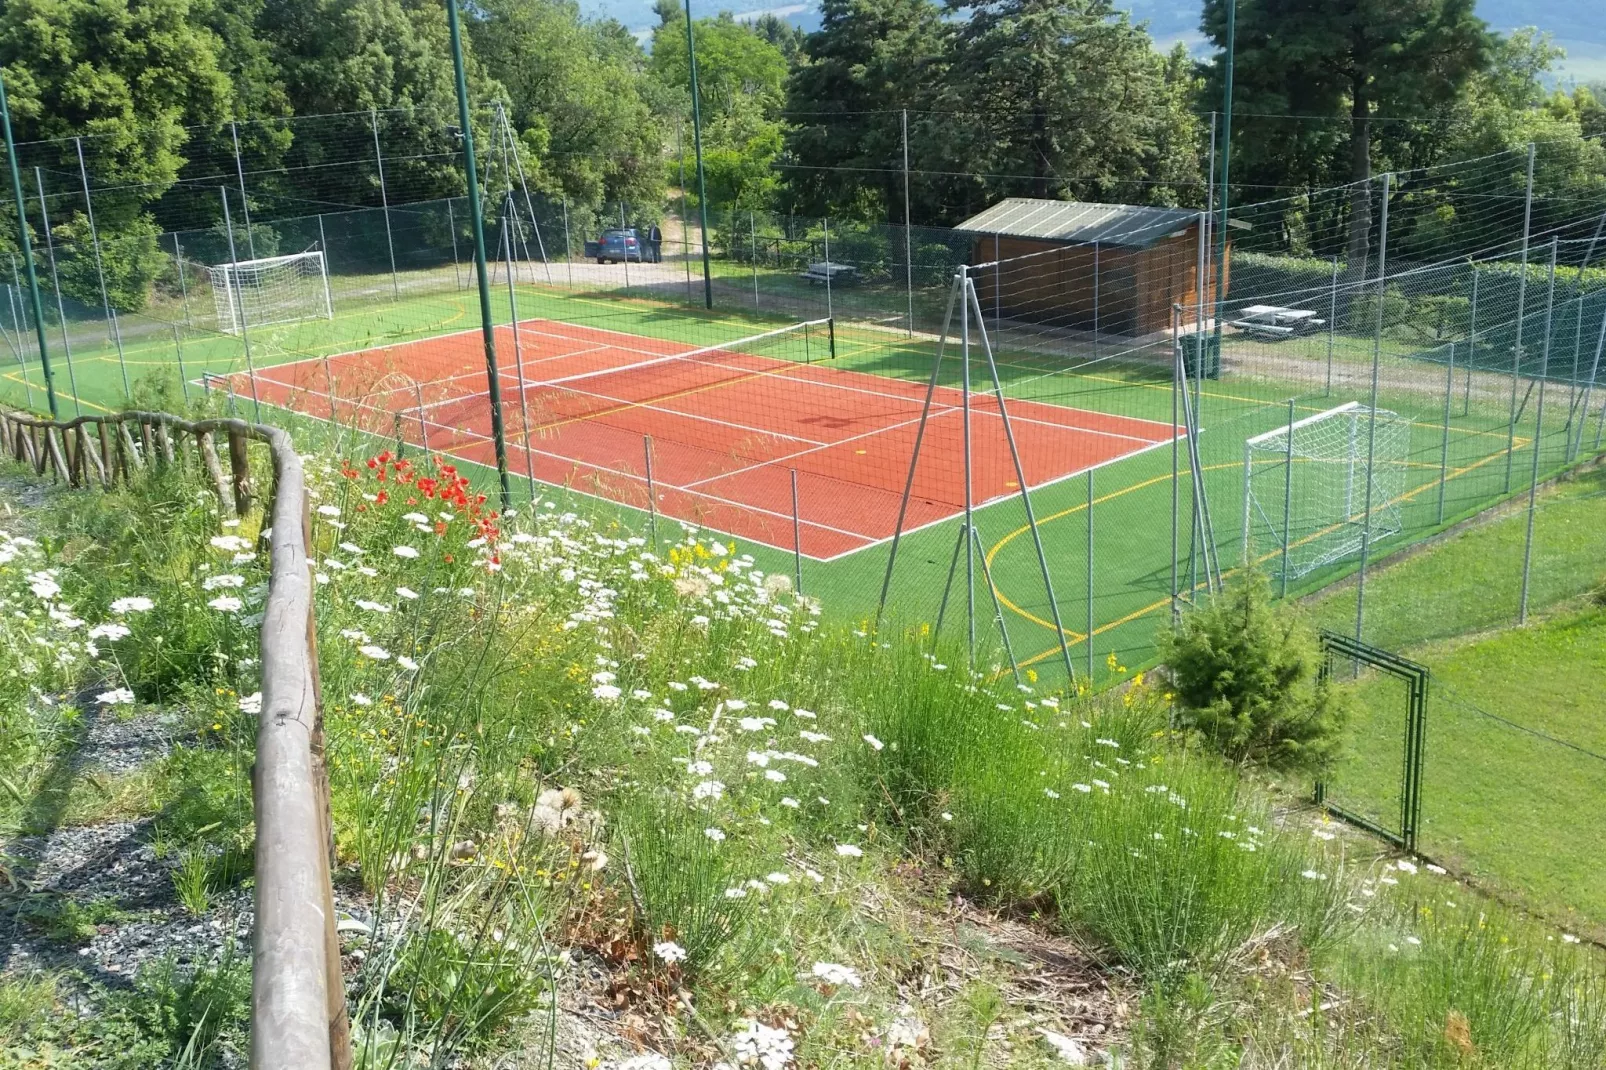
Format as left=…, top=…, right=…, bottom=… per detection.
left=206, top=251, right=334, bottom=335
left=1242, top=401, right=1411, bottom=582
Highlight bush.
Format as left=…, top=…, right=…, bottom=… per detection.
left=1158, top=573, right=1350, bottom=774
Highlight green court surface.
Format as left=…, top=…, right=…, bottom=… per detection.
left=4, top=268, right=1597, bottom=686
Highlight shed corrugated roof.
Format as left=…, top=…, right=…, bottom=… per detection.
left=953, top=198, right=1201, bottom=249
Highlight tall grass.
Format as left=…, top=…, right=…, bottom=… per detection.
left=8, top=430, right=1606, bottom=1067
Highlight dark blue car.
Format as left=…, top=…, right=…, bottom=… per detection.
left=596, top=228, right=643, bottom=264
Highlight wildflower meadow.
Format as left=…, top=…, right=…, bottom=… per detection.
left=3, top=426, right=1605, bottom=1069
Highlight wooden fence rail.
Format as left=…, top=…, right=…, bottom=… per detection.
left=0, top=406, right=352, bottom=1070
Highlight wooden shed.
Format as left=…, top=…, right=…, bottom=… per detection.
left=957, top=199, right=1235, bottom=337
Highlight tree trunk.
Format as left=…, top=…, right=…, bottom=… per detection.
left=1344, top=78, right=1372, bottom=282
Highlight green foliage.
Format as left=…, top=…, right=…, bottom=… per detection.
left=469, top=0, right=665, bottom=207
left=115, top=948, right=252, bottom=1065
left=782, top=0, right=952, bottom=220
left=943, top=0, right=1201, bottom=209
left=0, top=0, right=231, bottom=299
left=614, top=792, right=753, bottom=978
left=1159, top=573, right=1350, bottom=773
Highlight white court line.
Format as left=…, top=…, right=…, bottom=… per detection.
left=807, top=434, right=1182, bottom=562
left=262, top=314, right=1172, bottom=446
left=250, top=383, right=1186, bottom=562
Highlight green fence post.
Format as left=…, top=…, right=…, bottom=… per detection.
left=445, top=0, right=513, bottom=513
left=0, top=71, right=57, bottom=417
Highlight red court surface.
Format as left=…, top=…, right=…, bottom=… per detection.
left=241, top=319, right=1182, bottom=560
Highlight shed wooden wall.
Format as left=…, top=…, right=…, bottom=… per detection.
left=970, top=225, right=1231, bottom=335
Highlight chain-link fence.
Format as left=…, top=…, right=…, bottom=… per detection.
left=3, top=120, right=1604, bottom=695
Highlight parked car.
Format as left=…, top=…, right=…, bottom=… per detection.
left=596, top=228, right=643, bottom=264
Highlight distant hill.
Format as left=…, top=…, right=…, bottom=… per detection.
left=591, top=0, right=1606, bottom=83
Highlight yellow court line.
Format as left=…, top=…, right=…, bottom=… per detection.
left=1, top=371, right=115, bottom=414
left=49, top=299, right=474, bottom=370
left=1001, top=443, right=1527, bottom=671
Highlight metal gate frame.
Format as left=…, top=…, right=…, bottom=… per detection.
left=1314, top=630, right=1429, bottom=853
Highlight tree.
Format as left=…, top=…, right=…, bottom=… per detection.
left=750, top=15, right=806, bottom=66
left=1201, top=0, right=1490, bottom=277
left=782, top=0, right=951, bottom=221
left=262, top=0, right=502, bottom=209
left=938, top=0, right=1200, bottom=215
left=470, top=0, right=664, bottom=209
left=1157, top=572, right=1351, bottom=774
left=0, top=0, right=231, bottom=308
left=652, top=12, right=788, bottom=214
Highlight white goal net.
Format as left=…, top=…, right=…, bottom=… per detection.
left=1242, top=402, right=1411, bottom=581
left=207, top=251, right=333, bottom=335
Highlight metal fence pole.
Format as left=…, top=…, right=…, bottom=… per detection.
left=230, top=120, right=256, bottom=260
left=220, top=188, right=262, bottom=419
left=34, top=169, right=80, bottom=415
left=174, top=326, right=191, bottom=403
left=903, top=108, right=914, bottom=337
left=8, top=283, right=35, bottom=407
left=1438, top=342, right=1453, bottom=525
left=414, top=381, right=430, bottom=456
left=1504, top=144, right=1536, bottom=493
left=447, top=0, right=512, bottom=512
left=1573, top=302, right=1606, bottom=460
left=1326, top=255, right=1338, bottom=395
left=960, top=265, right=975, bottom=660
left=643, top=435, right=657, bottom=543
left=619, top=202, right=631, bottom=293
left=1465, top=262, right=1478, bottom=416
left=321, top=353, right=337, bottom=423
left=76, top=138, right=130, bottom=393
left=1171, top=304, right=1181, bottom=623
left=1564, top=213, right=1606, bottom=456
left=790, top=468, right=803, bottom=594
left=1086, top=468, right=1095, bottom=682
left=502, top=215, right=537, bottom=498
left=750, top=211, right=760, bottom=313
left=1355, top=172, right=1391, bottom=643
left=993, top=233, right=1001, bottom=336
left=1092, top=239, right=1100, bottom=360
left=560, top=197, right=574, bottom=288
left=680, top=119, right=693, bottom=303
left=173, top=233, right=192, bottom=325
left=1, top=72, right=56, bottom=417
left=371, top=109, right=400, bottom=297
left=823, top=216, right=834, bottom=323
left=1519, top=240, right=1557, bottom=624
left=447, top=199, right=463, bottom=290
left=1280, top=397, right=1294, bottom=597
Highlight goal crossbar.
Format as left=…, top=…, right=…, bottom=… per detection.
left=1241, top=402, right=1409, bottom=583
left=206, top=250, right=334, bottom=335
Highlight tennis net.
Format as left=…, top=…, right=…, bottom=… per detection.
left=501, top=317, right=835, bottom=432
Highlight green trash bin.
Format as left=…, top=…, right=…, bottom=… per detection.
left=1183, top=334, right=1221, bottom=380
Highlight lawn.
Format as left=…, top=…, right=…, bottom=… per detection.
left=1307, top=465, right=1606, bottom=936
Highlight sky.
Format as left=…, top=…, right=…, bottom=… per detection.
left=592, top=0, right=1606, bottom=84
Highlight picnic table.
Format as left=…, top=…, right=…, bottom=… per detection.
left=799, top=261, right=858, bottom=286
left=1229, top=304, right=1326, bottom=338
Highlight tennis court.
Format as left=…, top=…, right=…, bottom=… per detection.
left=238, top=317, right=1182, bottom=559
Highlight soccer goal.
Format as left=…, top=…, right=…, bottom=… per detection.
left=207, top=251, right=333, bottom=335
left=1242, top=401, right=1411, bottom=581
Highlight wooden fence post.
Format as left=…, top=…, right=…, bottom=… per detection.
left=157, top=421, right=176, bottom=467
left=199, top=431, right=233, bottom=511
left=118, top=423, right=142, bottom=477
left=228, top=430, right=254, bottom=517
